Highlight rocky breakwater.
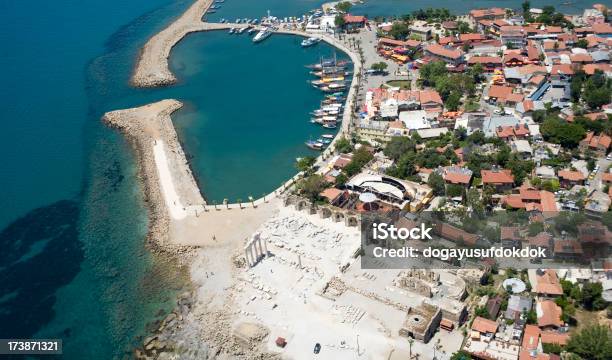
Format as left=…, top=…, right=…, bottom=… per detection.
left=102, top=99, right=201, bottom=259
left=131, top=0, right=214, bottom=87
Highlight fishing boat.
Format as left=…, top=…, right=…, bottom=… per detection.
left=310, top=69, right=351, bottom=77
left=247, top=27, right=256, bottom=35
left=322, top=134, right=334, bottom=139
left=318, top=82, right=346, bottom=92
left=305, top=140, right=324, bottom=150
left=229, top=27, right=235, bottom=34
left=253, top=27, right=273, bottom=43
left=322, top=123, right=337, bottom=129
left=207, top=9, right=217, bottom=13
left=301, top=37, right=321, bottom=47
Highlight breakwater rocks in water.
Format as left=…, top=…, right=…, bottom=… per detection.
left=102, top=99, right=200, bottom=261
left=131, top=0, right=240, bottom=87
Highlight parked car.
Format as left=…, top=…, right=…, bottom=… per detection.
left=314, top=343, right=321, bottom=354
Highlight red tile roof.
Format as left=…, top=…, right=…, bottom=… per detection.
left=593, top=22, right=612, bottom=34
left=537, top=300, right=563, bottom=328
left=535, top=270, right=563, bottom=296
left=435, top=223, right=479, bottom=245
left=551, top=64, right=574, bottom=76
left=522, top=325, right=541, bottom=350
left=343, top=14, right=366, bottom=23
left=425, top=44, right=463, bottom=60
left=583, top=63, right=612, bottom=75
left=442, top=166, right=473, bottom=184
left=583, top=131, right=612, bottom=150
left=470, top=8, right=505, bottom=19
left=481, top=169, right=514, bottom=184
left=472, top=316, right=498, bottom=333
left=540, top=331, right=569, bottom=345
left=468, top=56, right=503, bottom=65
left=488, top=85, right=514, bottom=102
left=558, top=170, right=586, bottom=181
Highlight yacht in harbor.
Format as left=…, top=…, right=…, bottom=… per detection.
left=305, top=140, right=324, bottom=151
left=253, top=27, right=273, bottom=43
left=301, top=37, right=321, bottom=47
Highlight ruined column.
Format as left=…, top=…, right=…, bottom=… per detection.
left=245, top=247, right=252, bottom=267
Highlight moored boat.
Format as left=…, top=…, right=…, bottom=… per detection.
left=322, top=123, right=337, bottom=129
left=301, top=37, right=321, bottom=47
left=322, top=134, right=335, bottom=139
left=253, top=27, right=273, bottom=43
left=305, top=140, right=324, bottom=150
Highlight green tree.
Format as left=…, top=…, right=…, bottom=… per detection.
left=297, top=174, right=328, bottom=201
left=566, top=325, right=612, bottom=360
left=384, top=136, right=415, bottom=161
left=334, top=14, right=346, bottom=28
left=428, top=171, right=446, bottom=196
left=602, top=211, right=612, bottom=231
left=581, top=282, right=605, bottom=310
left=542, top=343, right=563, bottom=355
left=335, top=137, right=352, bottom=153
left=575, top=38, right=588, bottom=49
left=389, top=21, right=410, bottom=40
left=540, top=117, right=586, bottom=148
left=446, top=91, right=462, bottom=111
left=370, top=61, right=388, bottom=73
left=450, top=350, right=473, bottom=360
left=386, top=152, right=417, bottom=179
left=335, top=1, right=352, bottom=13
left=295, top=156, right=316, bottom=172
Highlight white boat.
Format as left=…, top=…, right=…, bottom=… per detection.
left=238, top=27, right=247, bottom=34
left=229, top=27, right=235, bottom=34
left=301, top=37, right=321, bottom=47
left=220, top=18, right=226, bottom=23
left=322, top=123, right=337, bottom=129
left=305, top=140, right=324, bottom=150
left=235, top=18, right=241, bottom=23
left=253, top=27, right=273, bottom=43
left=247, top=28, right=256, bottom=35
left=322, top=134, right=334, bottom=139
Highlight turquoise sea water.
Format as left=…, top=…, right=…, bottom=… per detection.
left=0, top=0, right=604, bottom=358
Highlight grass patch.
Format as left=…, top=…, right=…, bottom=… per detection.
left=386, top=80, right=411, bottom=90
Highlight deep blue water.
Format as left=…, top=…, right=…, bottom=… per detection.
left=0, top=0, right=604, bottom=358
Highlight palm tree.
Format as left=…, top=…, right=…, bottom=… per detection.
left=237, top=198, right=242, bottom=209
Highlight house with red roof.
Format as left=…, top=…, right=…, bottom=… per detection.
left=502, top=187, right=558, bottom=213
left=533, top=269, right=563, bottom=297
left=557, top=170, right=586, bottom=188
left=440, top=166, right=473, bottom=187
left=434, top=223, right=479, bottom=246
left=495, top=124, right=530, bottom=141
left=342, top=14, right=366, bottom=32
left=481, top=168, right=515, bottom=191
left=424, top=44, right=464, bottom=65
left=469, top=8, right=506, bottom=22
left=580, top=131, right=612, bottom=156
left=468, top=56, right=503, bottom=72
left=536, top=300, right=563, bottom=329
